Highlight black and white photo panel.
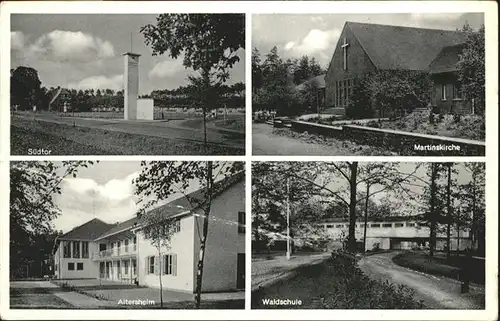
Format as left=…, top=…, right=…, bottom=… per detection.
left=251, top=161, right=485, bottom=309
left=10, top=14, right=245, bottom=156
left=9, top=161, right=246, bottom=309
left=252, top=13, right=486, bottom=156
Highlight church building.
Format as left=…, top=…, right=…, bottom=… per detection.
left=324, top=21, right=468, bottom=115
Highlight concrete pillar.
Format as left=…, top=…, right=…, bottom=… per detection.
left=123, top=52, right=141, bottom=120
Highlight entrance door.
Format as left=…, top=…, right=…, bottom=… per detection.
left=236, top=253, right=245, bottom=289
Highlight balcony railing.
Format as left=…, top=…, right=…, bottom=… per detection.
left=92, top=245, right=137, bottom=260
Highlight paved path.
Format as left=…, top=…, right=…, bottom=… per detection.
left=251, top=252, right=330, bottom=291
left=358, top=252, right=485, bottom=309
left=252, top=123, right=347, bottom=155
left=15, top=113, right=244, bottom=150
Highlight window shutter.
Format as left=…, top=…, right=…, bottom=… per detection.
left=154, top=255, right=159, bottom=275
left=145, top=257, right=148, bottom=275
left=172, top=254, right=177, bottom=276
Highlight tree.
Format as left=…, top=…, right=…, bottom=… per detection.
left=11, top=66, right=42, bottom=111
left=457, top=24, right=485, bottom=115
left=349, top=70, right=432, bottom=119
left=252, top=47, right=264, bottom=94
left=10, top=161, right=95, bottom=277
left=252, top=162, right=418, bottom=253
left=134, top=161, right=244, bottom=308
left=299, top=78, right=321, bottom=115
left=141, top=14, right=245, bottom=148
left=253, top=47, right=302, bottom=116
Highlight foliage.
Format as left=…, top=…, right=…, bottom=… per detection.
left=10, top=66, right=43, bottom=111
left=141, top=14, right=244, bottom=83
left=393, top=252, right=485, bottom=286
left=366, top=111, right=485, bottom=141
left=348, top=70, right=432, bottom=119
left=252, top=253, right=424, bottom=309
left=346, top=78, right=373, bottom=119
left=10, top=161, right=96, bottom=277
left=10, top=66, right=125, bottom=112
left=252, top=46, right=325, bottom=116
left=298, top=79, right=321, bottom=113
left=140, top=82, right=244, bottom=109
left=291, top=55, right=324, bottom=85
left=457, top=24, right=485, bottom=114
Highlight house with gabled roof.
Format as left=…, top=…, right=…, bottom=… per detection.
left=53, top=172, right=245, bottom=293
left=324, top=21, right=468, bottom=115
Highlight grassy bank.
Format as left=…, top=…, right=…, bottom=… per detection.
left=213, top=118, right=245, bottom=131
left=252, top=252, right=424, bottom=309
left=392, top=251, right=485, bottom=285
left=11, top=118, right=242, bottom=155
left=272, top=128, right=395, bottom=156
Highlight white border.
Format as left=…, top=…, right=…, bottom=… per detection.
left=1, top=1, right=498, bottom=320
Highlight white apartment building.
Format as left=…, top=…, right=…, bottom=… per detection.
left=54, top=173, right=245, bottom=293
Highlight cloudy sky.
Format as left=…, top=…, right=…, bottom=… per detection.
left=51, top=161, right=236, bottom=233
left=253, top=13, right=484, bottom=69
left=11, top=14, right=245, bottom=94
left=52, top=161, right=142, bottom=233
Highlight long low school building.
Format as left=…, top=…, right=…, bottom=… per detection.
left=314, top=216, right=472, bottom=251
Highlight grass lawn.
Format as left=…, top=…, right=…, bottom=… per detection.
left=272, top=128, right=395, bottom=156
left=252, top=253, right=424, bottom=309
left=392, top=251, right=485, bottom=284
left=11, top=118, right=241, bottom=155
left=10, top=285, right=73, bottom=309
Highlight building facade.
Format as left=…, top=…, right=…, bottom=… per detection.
left=313, top=216, right=472, bottom=251
left=428, top=43, right=474, bottom=115
left=324, top=21, right=468, bottom=115
left=54, top=174, right=245, bottom=293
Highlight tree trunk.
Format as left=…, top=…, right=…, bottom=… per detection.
left=470, top=174, right=477, bottom=250
left=158, top=247, right=163, bottom=308
left=363, top=183, right=370, bottom=252
left=202, top=67, right=210, bottom=152
left=446, top=164, right=452, bottom=259
left=347, top=162, right=358, bottom=253
left=429, top=163, right=438, bottom=257
left=194, top=161, right=213, bottom=309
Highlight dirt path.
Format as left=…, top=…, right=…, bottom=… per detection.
left=358, top=252, right=485, bottom=309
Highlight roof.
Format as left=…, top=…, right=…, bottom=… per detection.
left=428, top=43, right=466, bottom=74
left=318, top=215, right=424, bottom=223
left=59, top=218, right=115, bottom=241
left=94, top=171, right=244, bottom=240
left=94, top=217, right=138, bottom=241
left=140, top=171, right=245, bottom=221
left=346, top=21, right=467, bottom=71
left=296, top=74, right=326, bottom=91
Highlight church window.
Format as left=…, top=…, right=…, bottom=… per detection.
left=441, top=84, right=447, bottom=100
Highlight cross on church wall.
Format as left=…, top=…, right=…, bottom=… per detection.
left=341, top=37, right=349, bottom=71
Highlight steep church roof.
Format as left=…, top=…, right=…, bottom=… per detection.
left=346, top=21, right=467, bottom=71
left=59, top=218, right=115, bottom=241
left=428, top=43, right=467, bottom=74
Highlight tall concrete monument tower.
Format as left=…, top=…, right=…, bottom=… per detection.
left=123, top=52, right=141, bottom=120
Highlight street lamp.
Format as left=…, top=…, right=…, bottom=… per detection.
left=286, top=177, right=291, bottom=260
